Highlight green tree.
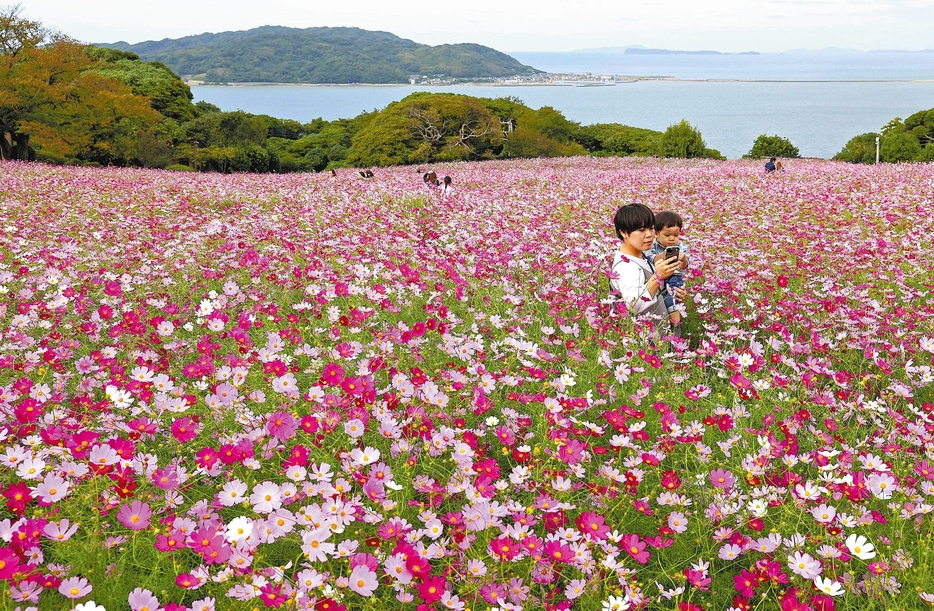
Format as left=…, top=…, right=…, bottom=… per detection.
left=659, top=120, right=722, bottom=159
left=880, top=132, right=921, bottom=163
left=0, top=3, right=48, bottom=158
left=1, top=32, right=160, bottom=163
left=347, top=93, right=504, bottom=166
left=833, top=132, right=879, bottom=164
left=904, top=108, right=934, bottom=148
left=745, top=134, right=800, bottom=159
left=574, top=123, right=661, bottom=156
left=89, top=47, right=197, bottom=122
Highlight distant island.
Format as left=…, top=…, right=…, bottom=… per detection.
left=625, top=48, right=759, bottom=56
left=99, top=26, right=542, bottom=85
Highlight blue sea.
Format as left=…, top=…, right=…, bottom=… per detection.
left=191, top=51, right=934, bottom=159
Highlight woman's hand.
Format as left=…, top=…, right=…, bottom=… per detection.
left=673, top=285, right=687, bottom=302
left=655, top=257, right=680, bottom=280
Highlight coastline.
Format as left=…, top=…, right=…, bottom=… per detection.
left=189, top=78, right=934, bottom=87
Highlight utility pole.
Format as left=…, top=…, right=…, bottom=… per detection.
left=875, top=137, right=880, bottom=164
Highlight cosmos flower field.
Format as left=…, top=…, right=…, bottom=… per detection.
left=0, top=157, right=933, bottom=611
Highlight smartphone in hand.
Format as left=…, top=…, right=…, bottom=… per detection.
left=664, top=246, right=680, bottom=261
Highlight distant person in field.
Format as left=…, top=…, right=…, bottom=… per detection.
left=359, top=169, right=374, bottom=178
left=765, top=157, right=776, bottom=173
left=647, top=210, right=690, bottom=337
left=423, top=170, right=439, bottom=186
left=609, top=204, right=685, bottom=335
left=440, top=175, right=453, bottom=197
left=775, top=160, right=783, bottom=171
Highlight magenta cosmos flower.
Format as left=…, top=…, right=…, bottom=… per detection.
left=117, top=500, right=152, bottom=530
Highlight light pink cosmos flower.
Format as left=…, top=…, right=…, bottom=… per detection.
left=218, top=479, right=248, bottom=507
left=249, top=481, right=282, bottom=513
left=667, top=511, right=688, bottom=534
left=35, top=474, right=70, bottom=504
left=810, top=504, right=836, bottom=524
left=718, top=543, right=743, bottom=561
left=59, top=576, right=93, bottom=599
left=868, top=473, right=897, bottom=499
left=788, top=551, right=822, bottom=579
left=128, top=587, right=161, bottom=611
left=117, top=500, right=152, bottom=530
left=190, top=596, right=216, bottom=611
left=348, top=564, right=379, bottom=596
left=43, top=518, right=79, bottom=541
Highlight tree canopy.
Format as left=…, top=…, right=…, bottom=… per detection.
left=658, top=120, right=724, bottom=160
left=835, top=107, right=934, bottom=164
left=745, top=134, right=800, bottom=159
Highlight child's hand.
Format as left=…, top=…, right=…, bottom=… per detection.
left=678, top=251, right=688, bottom=269
left=656, top=257, right=680, bottom=280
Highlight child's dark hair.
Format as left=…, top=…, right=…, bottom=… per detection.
left=613, top=204, right=655, bottom=240
left=654, top=210, right=683, bottom=232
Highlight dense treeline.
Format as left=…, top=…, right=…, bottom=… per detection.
left=1, top=7, right=726, bottom=170
left=835, top=109, right=934, bottom=163
left=101, top=26, right=540, bottom=84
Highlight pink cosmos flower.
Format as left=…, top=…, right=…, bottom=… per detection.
left=117, top=500, right=152, bottom=530
left=266, top=411, right=298, bottom=442
left=621, top=534, right=650, bottom=564
left=709, top=468, right=736, bottom=489
left=576, top=511, right=610, bottom=540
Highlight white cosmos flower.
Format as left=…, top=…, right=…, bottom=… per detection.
left=814, top=576, right=844, bottom=596
left=350, top=447, right=380, bottom=466
left=225, top=516, right=254, bottom=542
left=845, top=534, right=876, bottom=560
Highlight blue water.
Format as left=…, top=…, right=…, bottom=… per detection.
left=191, top=52, right=934, bottom=159
left=509, top=50, right=934, bottom=80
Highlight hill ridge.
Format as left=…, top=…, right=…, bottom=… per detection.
left=99, top=26, right=541, bottom=84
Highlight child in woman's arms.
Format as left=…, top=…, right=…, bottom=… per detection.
left=647, top=210, right=690, bottom=336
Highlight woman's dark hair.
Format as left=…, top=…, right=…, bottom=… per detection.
left=443, top=176, right=452, bottom=185
left=654, top=210, right=683, bottom=231
left=613, top=204, right=655, bottom=240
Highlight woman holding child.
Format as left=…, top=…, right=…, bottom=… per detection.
left=609, top=204, right=688, bottom=337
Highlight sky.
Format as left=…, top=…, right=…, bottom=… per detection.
left=19, top=0, right=934, bottom=53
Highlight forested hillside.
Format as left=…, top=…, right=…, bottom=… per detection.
left=100, top=26, right=541, bottom=84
